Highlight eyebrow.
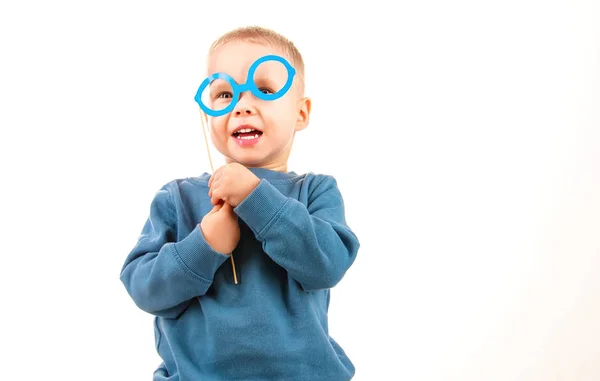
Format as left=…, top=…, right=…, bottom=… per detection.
left=208, top=83, right=232, bottom=97
left=252, top=75, right=277, bottom=84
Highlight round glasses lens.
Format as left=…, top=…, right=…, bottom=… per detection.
left=251, top=58, right=290, bottom=98
left=200, top=77, right=235, bottom=114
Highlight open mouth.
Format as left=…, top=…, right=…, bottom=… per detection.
left=232, top=128, right=263, bottom=140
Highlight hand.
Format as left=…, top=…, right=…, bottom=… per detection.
left=208, top=163, right=261, bottom=207
left=200, top=200, right=240, bottom=254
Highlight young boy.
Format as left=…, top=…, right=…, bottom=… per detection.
left=120, top=26, right=360, bottom=380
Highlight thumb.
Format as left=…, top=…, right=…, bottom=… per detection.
left=208, top=202, right=223, bottom=215
left=221, top=202, right=234, bottom=213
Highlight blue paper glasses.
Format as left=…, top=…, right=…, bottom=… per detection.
left=194, top=54, right=296, bottom=117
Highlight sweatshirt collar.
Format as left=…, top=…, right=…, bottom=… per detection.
left=246, top=166, right=297, bottom=180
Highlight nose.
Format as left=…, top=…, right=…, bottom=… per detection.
left=233, top=92, right=257, bottom=117
left=235, top=107, right=254, bottom=116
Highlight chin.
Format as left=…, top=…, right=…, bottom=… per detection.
left=240, top=158, right=265, bottom=167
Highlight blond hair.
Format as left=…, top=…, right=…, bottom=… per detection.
left=207, top=26, right=305, bottom=96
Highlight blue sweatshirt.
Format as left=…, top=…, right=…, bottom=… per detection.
left=120, top=167, right=360, bottom=380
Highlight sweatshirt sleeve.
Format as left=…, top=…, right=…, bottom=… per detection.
left=233, top=175, right=360, bottom=291
left=120, top=183, right=230, bottom=318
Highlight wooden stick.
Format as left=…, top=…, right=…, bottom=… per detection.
left=199, top=108, right=239, bottom=284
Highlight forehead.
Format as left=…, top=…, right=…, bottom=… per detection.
left=207, top=41, right=290, bottom=80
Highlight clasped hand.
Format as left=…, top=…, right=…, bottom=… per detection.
left=207, top=163, right=261, bottom=207
left=200, top=163, right=260, bottom=254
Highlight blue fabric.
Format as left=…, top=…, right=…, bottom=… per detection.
left=120, top=167, right=360, bottom=380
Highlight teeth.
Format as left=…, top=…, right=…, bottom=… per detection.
left=238, top=134, right=260, bottom=140
left=237, top=128, right=257, bottom=133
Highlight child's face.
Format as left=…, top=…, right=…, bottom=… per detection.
left=206, top=41, right=310, bottom=169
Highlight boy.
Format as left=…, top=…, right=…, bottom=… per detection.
left=120, top=26, right=360, bottom=380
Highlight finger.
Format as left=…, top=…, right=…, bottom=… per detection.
left=208, top=168, right=221, bottom=188
left=211, top=185, right=222, bottom=205
left=209, top=178, right=223, bottom=199
left=209, top=174, right=223, bottom=195
left=208, top=179, right=214, bottom=198
left=210, top=178, right=221, bottom=194
left=214, top=168, right=223, bottom=182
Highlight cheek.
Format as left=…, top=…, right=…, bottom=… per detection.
left=209, top=117, right=228, bottom=136
left=265, top=102, right=298, bottom=125
left=208, top=118, right=231, bottom=150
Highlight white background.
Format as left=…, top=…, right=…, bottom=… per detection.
left=1, top=1, right=599, bottom=380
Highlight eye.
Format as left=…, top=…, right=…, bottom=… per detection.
left=259, top=88, right=274, bottom=95
left=216, top=92, right=233, bottom=99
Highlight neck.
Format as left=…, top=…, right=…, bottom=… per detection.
left=255, top=163, right=287, bottom=172
left=224, top=159, right=288, bottom=172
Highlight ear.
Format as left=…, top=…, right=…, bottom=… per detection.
left=295, top=97, right=311, bottom=132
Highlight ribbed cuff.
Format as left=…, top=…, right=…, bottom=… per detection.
left=173, top=225, right=230, bottom=281
left=234, top=179, right=289, bottom=237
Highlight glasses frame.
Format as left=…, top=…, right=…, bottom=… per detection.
left=194, top=54, right=296, bottom=117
